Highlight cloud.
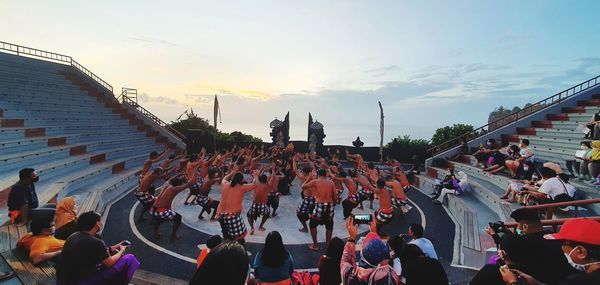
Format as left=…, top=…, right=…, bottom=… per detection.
left=127, top=35, right=178, bottom=47
left=364, top=65, right=402, bottom=77
left=138, top=93, right=180, bottom=105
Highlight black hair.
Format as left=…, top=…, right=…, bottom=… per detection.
left=149, top=151, right=159, bottom=158
left=317, top=168, right=327, bottom=177
left=557, top=173, right=570, bottom=183
left=521, top=139, right=530, bottom=146
left=19, top=168, right=35, bottom=181
left=376, top=178, right=386, bottom=188
left=190, top=241, right=249, bottom=285
left=259, top=174, right=268, bottom=183
left=261, top=231, right=289, bottom=268
left=509, top=145, right=520, bottom=154
left=302, top=167, right=311, bottom=174
left=348, top=169, right=357, bottom=178
left=168, top=154, right=176, bottom=160
left=325, top=237, right=344, bottom=262
left=339, top=171, right=348, bottom=178
left=152, top=167, right=164, bottom=174
left=206, top=235, right=223, bottom=249
left=487, top=138, right=496, bottom=144
left=499, top=234, right=529, bottom=264
left=31, top=217, right=53, bottom=236
left=231, top=173, right=245, bottom=187
left=367, top=162, right=375, bottom=169
left=77, top=211, right=101, bottom=231
left=190, top=154, right=199, bottom=162
left=510, top=208, right=541, bottom=225
left=170, top=177, right=185, bottom=187
left=208, top=168, right=217, bottom=179
left=388, top=235, right=405, bottom=258
left=409, top=223, right=424, bottom=238
left=402, top=244, right=425, bottom=260
left=539, top=167, right=557, bottom=179
left=581, top=141, right=592, bottom=148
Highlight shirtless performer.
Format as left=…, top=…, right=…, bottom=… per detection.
left=346, top=150, right=366, bottom=172
left=354, top=172, right=375, bottom=210
left=329, top=164, right=344, bottom=205
left=135, top=167, right=164, bottom=223
left=184, top=150, right=218, bottom=205
left=386, top=175, right=408, bottom=212
left=302, top=168, right=337, bottom=251
left=140, top=146, right=169, bottom=178
left=294, top=160, right=315, bottom=233
left=340, top=170, right=360, bottom=219
left=365, top=162, right=380, bottom=184
left=215, top=167, right=258, bottom=241
left=247, top=170, right=271, bottom=235
left=370, top=178, right=394, bottom=235
left=151, top=172, right=197, bottom=242
left=196, top=168, right=222, bottom=220
left=393, top=166, right=411, bottom=192
left=267, top=164, right=284, bottom=217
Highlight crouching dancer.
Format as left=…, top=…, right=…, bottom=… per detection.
left=216, top=167, right=258, bottom=242
left=152, top=172, right=197, bottom=242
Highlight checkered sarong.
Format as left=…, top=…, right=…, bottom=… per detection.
left=346, top=193, right=360, bottom=204
left=189, top=177, right=204, bottom=194
left=391, top=198, right=404, bottom=209
left=151, top=207, right=176, bottom=221
left=219, top=213, right=247, bottom=240
left=375, top=208, right=394, bottom=224
left=247, top=202, right=270, bottom=218
left=134, top=191, right=155, bottom=208
left=297, top=196, right=316, bottom=215
left=311, top=203, right=335, bottom=221
left=195, top=195, right=214, bottom=207
left=267, top=192, right=280, bottom=207
left=359, top=188, right=375, bottom=201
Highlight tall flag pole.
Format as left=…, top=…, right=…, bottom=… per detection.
left=379, top=101, right=384, bottom=161
left=213, top=95, right=221, bottom=152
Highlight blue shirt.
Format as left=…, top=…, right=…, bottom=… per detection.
left=253, top=250, right=294, bottom=282
left=7, top=181, right=38, bottom=211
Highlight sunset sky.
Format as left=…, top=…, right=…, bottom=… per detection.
left=2, top=0, right=599, bottom=145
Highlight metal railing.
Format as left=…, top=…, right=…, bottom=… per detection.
left=120, top=90, right=186, bottom=140
left=0, top=40, right=186, bottom=141
left=429, top=74, right=600, bottom=155
left=522, top=198, right=600, bottom=217
left=0, top=41, right=113, bottom=93
left=504, top=216, right=600, bottom=228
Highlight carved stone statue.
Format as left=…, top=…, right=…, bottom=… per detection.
left=309, top=133, right=317, bottom=153
left=277, top=131, right=285, bottom=148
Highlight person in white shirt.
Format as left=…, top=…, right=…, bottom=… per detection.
left=505, top=139, right=535, bottom=177
left=433, top=171, right=468, bottom=205
left=528, top=167, right=576, bottom=219
left=407, top=223, right=438, bottom=260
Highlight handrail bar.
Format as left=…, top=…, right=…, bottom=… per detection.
left=522, top=198, right=600, bottom=212
left=503, top=216, right=600, bottom=228
left=429, top=74, right=600, bottom=155
left=121, top=95, right=186, bottom=140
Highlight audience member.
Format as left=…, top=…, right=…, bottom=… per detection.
left=7, top=168, right=55, bottom=224
left=500, top=218, right=600, bottom=285
left=54, top=196, right=79, bottom=240
left=433, top=171, right=468, bottom=205
left=56, top=211, right=140, bottom=285
left=388, top=235, right=405, bottom=277
left=341, top=217, right=400, bottom=284
left=574, top=141, right=593, bottom=181
left=474, top=138, right=498, bottom=168
left=401, top=244, right=448, bottom=285
left=317, top=237, right=344, bottom=285
left=196, top=235, right=222, bottom=268
left=17, top=216, right=64, bottom=265
left=483, top=143, right=516, bottom=174
left=407, top=223, right=438, bottom=260
left=252, top=231, right=294, bottom=284
left=189, top=241, right=250, bottom=285
left=566, top=141, right=591, bottom=178
left=505, top=139, right=534, bottom=178
left=527, top=167, right=575, bottom=214
left=587, top=141, right=600, bottom=183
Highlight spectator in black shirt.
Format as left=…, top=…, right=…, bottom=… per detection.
left=500, top=218, right=600, bottom=285
left=400, top=244, right=448, bottom=285
left=56, top=211, right=140, bottom=285
left=7, top=168, right=55, bottom=224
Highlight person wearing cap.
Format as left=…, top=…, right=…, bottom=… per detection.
left=341, top=216, right=400, bottom=284
left=499, top=218, right=600, bottom=285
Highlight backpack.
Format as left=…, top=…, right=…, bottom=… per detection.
left=291, top=271, right=314, bottom=285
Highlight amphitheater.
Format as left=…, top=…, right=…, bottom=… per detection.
left=0, top=41, right=599, bottom=285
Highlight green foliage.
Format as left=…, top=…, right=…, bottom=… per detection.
left=385, top=135, right=430, bottom=162
left=168, top=109, right=262, bottom=145
left=430, top=124, right=474, bottom=146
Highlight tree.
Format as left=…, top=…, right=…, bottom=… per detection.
left=430, top=124, right=474, bottom=146
left=385, top=135, right=430, bottom=162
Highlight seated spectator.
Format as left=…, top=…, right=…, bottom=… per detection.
left=317, top=237, right=344, bottom=285
left=407, top=223, right=438, bottom=260
left=451, top=138, right=470, bottom=160
left=252, top=231, right=294, bottom=284
left=341, top=217, right=400, bottom=284
left=587, top=141, right=600, bottom=183
left=196, top=235, right=222, bottom=268
left=584, top=110, right=600, bottom=140
left=190, top=241, right=250, bottom=285
left=388, top=235, right=406, bottom=278
left=474, top=138, right=498, bottom=168
left=401, top=244, right=448, bottom=285
left=484, top=143, right=516, bottom=174
left=54, top=197, right=79, bottom=240
left=480, top=208, right=576, bottom=284
left=557, top=173, right=578, bottom=201
left=501, top=173, right=542, bottom=204
left=505, top=139, right=534, bottom=178
left=574, top=141, right=594, bottom=181
left=56, top=211, right=140, bottom=285
left=17, top=216, right=64, bottom=265
left=526, top=167, right=575, bottom=217
left=566, top=141, right=592, bottom=178
left=433, top=171, right=468, bottom=205
left=500, top=218, right=600, bottom=285
left=431, top=167, right=456, bottom=199
left=7, top=168, right=55, bottom=224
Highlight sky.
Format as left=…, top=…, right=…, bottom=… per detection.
left=2, top=0, right=600, bottom=145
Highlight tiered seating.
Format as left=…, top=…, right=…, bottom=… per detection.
left=0, top=52, right=167, bottom=225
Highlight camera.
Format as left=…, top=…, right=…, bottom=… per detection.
left=488, top=221, right=506, bottom=233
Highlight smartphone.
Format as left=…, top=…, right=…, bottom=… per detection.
left=121, top=240, right=131, bottom=246
left=353, top=214, right=372, bottom=225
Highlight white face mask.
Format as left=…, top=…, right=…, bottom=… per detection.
left=582, top=145, right=589, bottom=150
left=564, top=246, right=600, bottom=271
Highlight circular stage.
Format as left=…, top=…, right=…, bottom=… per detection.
left=173, top=176, right=383, bottom=244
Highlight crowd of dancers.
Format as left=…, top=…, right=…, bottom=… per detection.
left=133, top=144, right=412, bottom=250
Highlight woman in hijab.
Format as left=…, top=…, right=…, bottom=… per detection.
left=54, top=196, right=78, bottom=240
